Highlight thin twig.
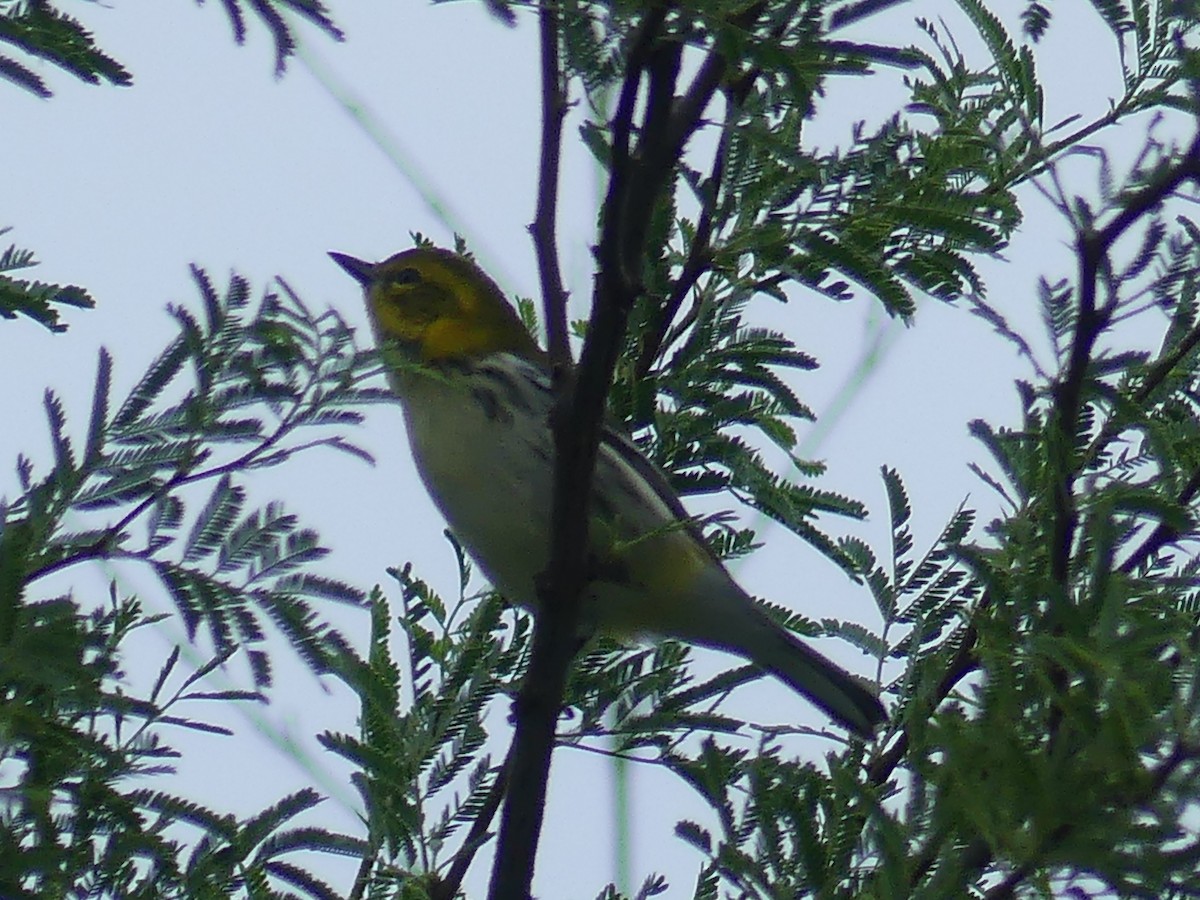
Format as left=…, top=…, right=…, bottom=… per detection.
left=865, top=616, right=983, bottom=790
left=1078, top=317, right=1200, bottom=475
left=633, top=103, right=730, bottom=380
left=1047, top=138, right=1198, bottom=619
left=26, top=313, right=342, bottom=586
left=1120, top=464, right=1200, bottom=575
left=1045, top=135, right=1200, bottom=738
left=487, top=7, right=671, bottom=894
left=431, top=747, right=513, bottom=900
left=531, top=1, right=570, bottom=368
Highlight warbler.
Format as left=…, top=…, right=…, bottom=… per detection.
left=331, top=246, right=886, bottom=737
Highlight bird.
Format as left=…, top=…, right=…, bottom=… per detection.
left=330, top=246, right=886, bottom=737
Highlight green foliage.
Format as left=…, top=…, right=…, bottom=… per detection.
left=319, top=569, right=529, bottom=896
left=575, top=0, right=1181, bottom=591
left=545, top=1, right=1200, bottom=896
left=1, top=269, right=379, bottom=896
left=198, top=0, right=343, bottom=75
left=592, top=873, right=670, bottom=900
left=7, top=0, right=1200, bottom=898
left=878, top=146, right=1200, bottom=894
left=613, top=278, right=868, bottom=575
left=0, top=0, right=129, bottom=97
left=0, top=0, right=341, bottom=97
left=0, top=228, right=94, bottom=331
left=5, top=268, right=378, bottom=683
left=567, top=0, right=1022, bottom=326
left=673, top=739, right=882, bottom=897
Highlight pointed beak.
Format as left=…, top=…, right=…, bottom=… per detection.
left=328, top=252, right=376, bottom=286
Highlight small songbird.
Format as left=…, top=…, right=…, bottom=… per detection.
left=331, top=246, right=885, bottom=736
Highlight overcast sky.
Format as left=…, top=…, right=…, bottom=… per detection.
left=1, top=1, right=1178, bottom=895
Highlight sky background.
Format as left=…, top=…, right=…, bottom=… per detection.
left=1, top=1, right=1181, bottom=895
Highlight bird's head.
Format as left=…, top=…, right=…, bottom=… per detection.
left=330, top=247, right=540, bottom=364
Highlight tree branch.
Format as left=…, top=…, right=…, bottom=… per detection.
left=866, top=615, right=983, bottom=790
left=1051, top=133, right=1200, bottom=587
left=487, top=6, right=753, bottom=896
left=633, top=104, right=728, bottom=381
left=893, top=136, right=1200, bottom=895
left=530, top=1, right=570, bottom=368
left=1119, top=463, right=1200, bottom=575
left=431, top=748, right=512, bottom=900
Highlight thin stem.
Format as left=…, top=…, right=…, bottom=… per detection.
left=1051, top=140, right=1194, bottom=581
left=866, top=616, right=983, bottom=790
left=893, top=134, right=1200, bottom=896
left=531, top=2, right=570, bottom=368
left=633, top=100, right=730, bottom=380
left=431, top=747, right=513, bottom=900
left=26, top=344, right=331, bottom=585
left=1120, top=463, right=1200, bottom=575
left=347, top=855, right=373, bottom=900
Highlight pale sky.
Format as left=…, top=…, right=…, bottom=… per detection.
left=1, top=1, right=1176, bottom=895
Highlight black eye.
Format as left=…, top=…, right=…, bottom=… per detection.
left=389, top=267, right=422, bottom=286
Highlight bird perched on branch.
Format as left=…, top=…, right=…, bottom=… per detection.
left=331, top=246, right=885, bottom=737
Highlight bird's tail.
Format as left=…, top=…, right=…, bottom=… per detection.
left=679, top=571, right=886, bottom=737
left=756, top=625, right=886, bottom=738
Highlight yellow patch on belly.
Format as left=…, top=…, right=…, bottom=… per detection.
left=592, top=522, right=711, bottom=638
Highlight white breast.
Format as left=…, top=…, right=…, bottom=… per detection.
left=398, top=356, right=557, bottom=609
left=394, top=353, right=705, bottom=641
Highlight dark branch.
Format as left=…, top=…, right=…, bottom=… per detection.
left=488, top=6, right=756, bottom=897
left=432, top=749, right=511, bottom=900
left=633, top=101, right=730, bottom=380
left=894, top=135, right=1200, bottom=896
left=866, top=616, right=983, bottom=790
left=1078, top=316, right=1200, bottom=473
left=1050, top=132, right=1200, bottom=587
left=609, top=8, right=669, bottom=176
left=531, top=2, right=570, bottom=368
left=1119, top=463, right=1200, bottom=575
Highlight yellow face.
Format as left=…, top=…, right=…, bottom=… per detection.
left=331, top=247, right=539, bottom=363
